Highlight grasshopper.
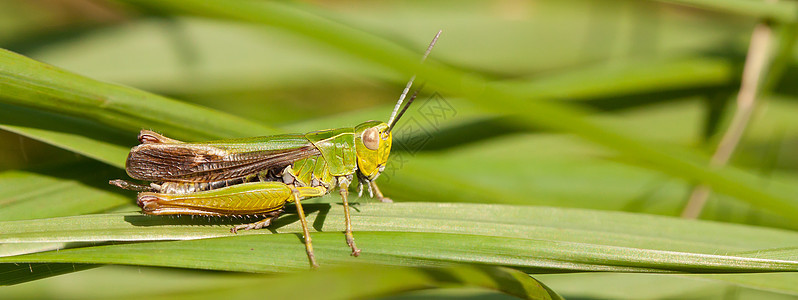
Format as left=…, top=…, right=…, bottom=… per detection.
left=109, top=31, right=441, bottom=268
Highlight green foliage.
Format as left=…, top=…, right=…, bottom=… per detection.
left=2, top=0, right=798, bottom=299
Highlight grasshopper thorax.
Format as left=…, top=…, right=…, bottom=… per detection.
left=354, top=121, right=392, bottom=180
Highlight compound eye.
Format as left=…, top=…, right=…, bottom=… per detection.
left=362, top=127, right=379, bottom=150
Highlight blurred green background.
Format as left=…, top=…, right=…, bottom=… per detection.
left=2, top=0, right=798, bottom=299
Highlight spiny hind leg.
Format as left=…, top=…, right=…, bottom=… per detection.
left=369, top=181, right=393, bottom=203
left=339, top=177, right=361, bottom=256
left=230, top=210, right=283, bottom=233
left=136, top=181, right=325, bottom=268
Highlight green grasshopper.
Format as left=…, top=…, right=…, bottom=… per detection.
left=109, top=31, right=441, bottom=268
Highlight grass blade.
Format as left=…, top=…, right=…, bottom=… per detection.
left=2, top=203, right=797, bottom=275
left=0, top=161, right=130, bottom=222
left=0, top=49, right=277, bottom=141
left=0, top=103, right=130, bottom=168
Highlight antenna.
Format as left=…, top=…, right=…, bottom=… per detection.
left=388, top=84, right=424, bottom=131
left=386, top=30, right=442, bottom=129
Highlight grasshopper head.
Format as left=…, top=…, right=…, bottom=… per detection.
left=354, top=121, right=392, bottom=180
left=354, top=30, right=440, bottom=181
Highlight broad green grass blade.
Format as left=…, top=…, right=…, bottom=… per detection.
left=0, top=103, right=130, bottom=168
left=0, top=48, right=277, bottom=141
left=112, top=0, right=798, bottom=224
left=1, top=265, right=562, bottom=300
left=0, top=161, right=130, bottom=222
left=2, top=203, right=798, bottom=276
left=6, top=203, right=798, bottom=252
left=2, top=232, right=796, bottom=274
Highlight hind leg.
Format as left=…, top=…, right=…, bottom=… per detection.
left=230, top=210, right=283, bottom=233
left=135, top=182, right=326, bottom=268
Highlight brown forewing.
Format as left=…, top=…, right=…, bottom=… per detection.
left=125, top=143, right=320, bottom=182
